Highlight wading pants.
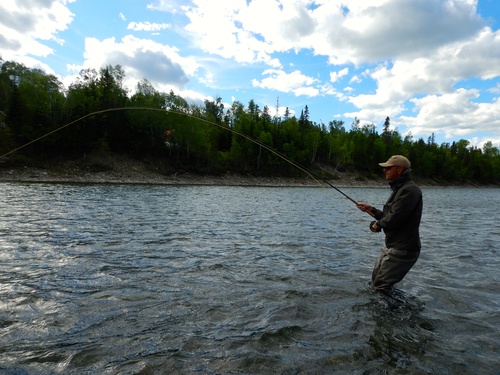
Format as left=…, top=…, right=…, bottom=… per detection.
left=372, top=247, right=420, bottom=292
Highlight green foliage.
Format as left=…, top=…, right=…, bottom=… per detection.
left=0, top=59, right=498, bottom=184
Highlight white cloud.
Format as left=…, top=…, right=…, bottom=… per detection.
left=180, top=0, right=486, bottom=68
left=341, top=23, right=500, bottom=141
left=0, top=0, right=74, bottom=59
left=252, top=69, right=319, bottom=96
left=400, top=89, right=500, bottom=140
left=489, top=83, right=500, bottom=94
left=324, top=0, right=485, bottom=66
left=183, top=0, right=282, bottom=67
left=198, top=72, right=215, bottom=86
left=1, top=0, right=498, bottom=147
left=470, top=136, right=500, bottom=150
left=330, top=68, right=349, bottom=83
left=178, top=0, right=500, bottom=146
left=294, top=86, right=320, bottom=97
left=164, top=88, right=207, bottom=107
left=127, top=22, right=170, bottom=32
left=147, top=0, right=186, bottom=14
left=349, top=75, right=361, bottom=84
left=67, top=35, right=199, bottom=93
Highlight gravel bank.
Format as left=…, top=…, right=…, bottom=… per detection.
left=0, top=155, right=388, bottom=188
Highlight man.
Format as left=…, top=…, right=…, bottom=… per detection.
left=357, top=155, right=423, bottom=294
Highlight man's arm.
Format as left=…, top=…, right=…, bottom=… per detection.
left=356, top=203, right=383, bottom=219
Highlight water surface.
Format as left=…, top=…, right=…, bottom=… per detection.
left=0, top=184, right=498, bottom=374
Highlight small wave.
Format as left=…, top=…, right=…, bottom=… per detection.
left=258, top=325, right=303, bottom=347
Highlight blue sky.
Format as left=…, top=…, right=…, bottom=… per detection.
left=1, top=0, right=499, bottom=149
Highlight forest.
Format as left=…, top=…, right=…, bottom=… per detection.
left=0, top=60, right=499, bottom=184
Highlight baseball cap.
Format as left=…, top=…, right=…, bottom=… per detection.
left=378, top=155, right=411, bottom=168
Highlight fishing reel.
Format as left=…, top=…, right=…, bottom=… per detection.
left=369, top=221, right=381, bottom=233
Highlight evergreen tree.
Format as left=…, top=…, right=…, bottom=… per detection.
left=0, top=58, right=497, bottom=184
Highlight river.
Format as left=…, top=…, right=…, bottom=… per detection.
left=0, top=183, right=498, bottom=374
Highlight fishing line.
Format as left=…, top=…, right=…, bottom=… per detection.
left=0, top=106, right=372, bottom=215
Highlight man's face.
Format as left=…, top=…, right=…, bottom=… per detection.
left=383, top=165, right=403, bottom=181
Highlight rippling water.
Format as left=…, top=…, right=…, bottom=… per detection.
left=0, top=183, right=498, bottom=374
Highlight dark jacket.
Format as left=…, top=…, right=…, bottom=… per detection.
left=372, top=170, right=422, bottom=251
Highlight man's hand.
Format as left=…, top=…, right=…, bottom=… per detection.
left=370, top=221, right=381, bottom=233
left=357, top=203, right=373, bottom=212
left=357, top=203, right=377, bottom=218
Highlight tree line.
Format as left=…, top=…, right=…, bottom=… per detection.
left=0, top=59, right=499, bottom=184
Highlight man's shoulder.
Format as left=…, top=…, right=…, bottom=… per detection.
left=403, top=179, right=422, bottom=195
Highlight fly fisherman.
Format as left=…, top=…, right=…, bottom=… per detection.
left=357, top=155, right=423, bottom=294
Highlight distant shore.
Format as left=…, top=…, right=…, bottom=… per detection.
left=0, top=165, right=387, bottom=188
left=0, top=154, right=390, bottom=188
left=0, top=154, right=494, bottom=188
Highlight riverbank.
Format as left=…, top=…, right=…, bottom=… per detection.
left=0, top=154, right=391, bottom=187
left=0, top=153, right=491, bottom=188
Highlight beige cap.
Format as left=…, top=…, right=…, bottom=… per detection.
left=379, top=155, right=411, bottom=168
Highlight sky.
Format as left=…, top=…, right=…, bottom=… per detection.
left=1, top=0, right=499, bottom=149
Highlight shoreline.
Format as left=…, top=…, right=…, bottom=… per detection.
left=0, top=154, right=386, bottom=188
left=0, top=155, right=495, bottom=188
left=0, top=166, right=388, bottom=188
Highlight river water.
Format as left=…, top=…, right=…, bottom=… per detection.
left=0, top=183, right=498, bottom=374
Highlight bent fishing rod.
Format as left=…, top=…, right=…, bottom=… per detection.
left=0, top=106, right=374, bottom=217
